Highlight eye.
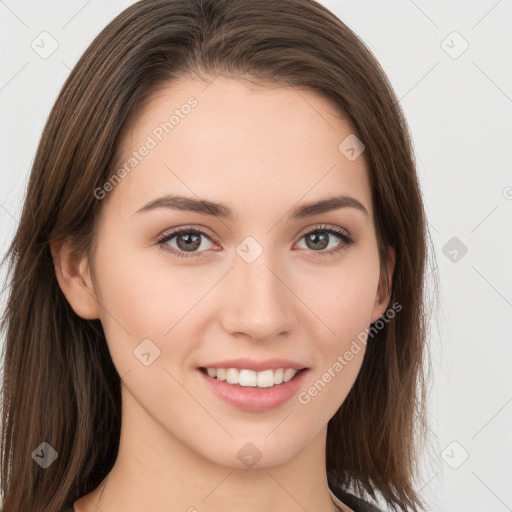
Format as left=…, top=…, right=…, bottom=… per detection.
left=294, top=224, right=355, bottom=256
left=156, top=227, right=217, bottom=258
left=156, top=224, right=355, bottom=259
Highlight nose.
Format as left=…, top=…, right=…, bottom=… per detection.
left=219, top=249, right=295, bottom=342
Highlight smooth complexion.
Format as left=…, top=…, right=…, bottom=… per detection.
left=52, top=76, right=394, bottom=512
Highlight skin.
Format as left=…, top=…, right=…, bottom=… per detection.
left=52, top=76, right=394, bottom=512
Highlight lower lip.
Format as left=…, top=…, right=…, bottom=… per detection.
left=198, top=368, right=309, bottom=412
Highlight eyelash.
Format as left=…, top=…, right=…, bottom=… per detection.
left=156, top=224, right=355, bottom=259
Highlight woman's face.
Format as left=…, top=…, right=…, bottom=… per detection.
left=86, top=76, right=391, bottom=469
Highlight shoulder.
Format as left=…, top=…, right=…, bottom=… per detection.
left=328, top=474, right=383, bottom=512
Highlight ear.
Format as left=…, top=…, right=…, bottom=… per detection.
left=370, top=246, right=396, bottom=323
left=50, top=237, right=100, bottom=320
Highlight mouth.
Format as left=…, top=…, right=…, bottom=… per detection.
left=197, top=364, right=309, bottom=412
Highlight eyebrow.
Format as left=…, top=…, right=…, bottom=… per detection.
left=133, top=193, right=369, bottom=219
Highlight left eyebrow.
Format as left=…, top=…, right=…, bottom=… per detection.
left=288, top=195, right=369, bottom=218
left=132, top=193, right=369, bottom=219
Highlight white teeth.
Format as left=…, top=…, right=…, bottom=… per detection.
left=257, top=369, right=275, bottom=388
left=239, top=369, right=257, bottom=387
left=283, top=369, right=297, bottom=383
left=226, top=368, right=239, bottom=384
left=204, top=367, right=300, bottom=387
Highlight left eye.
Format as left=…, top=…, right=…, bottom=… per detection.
left=295, top=228, right=352, bottom=253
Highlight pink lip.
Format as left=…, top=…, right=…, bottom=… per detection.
left=199, top=358, right=307, bottom=371
left=198, top=368, right=309, bottom=412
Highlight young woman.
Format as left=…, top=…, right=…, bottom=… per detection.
left=0, top=0, right=432, bottom=511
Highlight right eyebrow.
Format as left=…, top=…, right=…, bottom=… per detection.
left=132, top=194, right=234, bottom=218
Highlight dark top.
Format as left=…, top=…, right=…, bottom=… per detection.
left=61, top=477, right=382, bottom=512
left=329, top=481, right=382, bottom=512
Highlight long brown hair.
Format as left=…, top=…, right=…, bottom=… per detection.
left=0, top=0, right=432, bottom=510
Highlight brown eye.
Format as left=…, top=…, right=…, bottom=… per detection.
left=295, top=225, right=355, bottom=256
left=304, top=231, right=330, bottom=250
left=175, top=232, right=202, bottom=252
left=157, top=228, right=216, bottom=257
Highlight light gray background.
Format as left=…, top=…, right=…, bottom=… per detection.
left=1, top=1, right=511, bottom=511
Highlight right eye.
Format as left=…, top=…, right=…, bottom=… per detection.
left=156, top=227, right=218, bottom=258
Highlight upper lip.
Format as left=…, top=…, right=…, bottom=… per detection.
left=199, top=358, right=308, bottom=371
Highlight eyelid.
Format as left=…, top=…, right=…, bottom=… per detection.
left=295, top=223, right=352, bottom=241
left=156, top=225, right=219, bottom=244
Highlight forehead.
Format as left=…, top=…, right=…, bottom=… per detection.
left=108, top=76, right=373, bottom=221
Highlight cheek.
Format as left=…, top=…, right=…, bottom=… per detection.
left=292, top=248, right=380, bottom=409
left=94, top=228, right=205, bottom=329
left=295, top=267, right=377, bottom=419
left=91, top=238, right=221, bottom=374
left=294, top=251, right=381, bottom=346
